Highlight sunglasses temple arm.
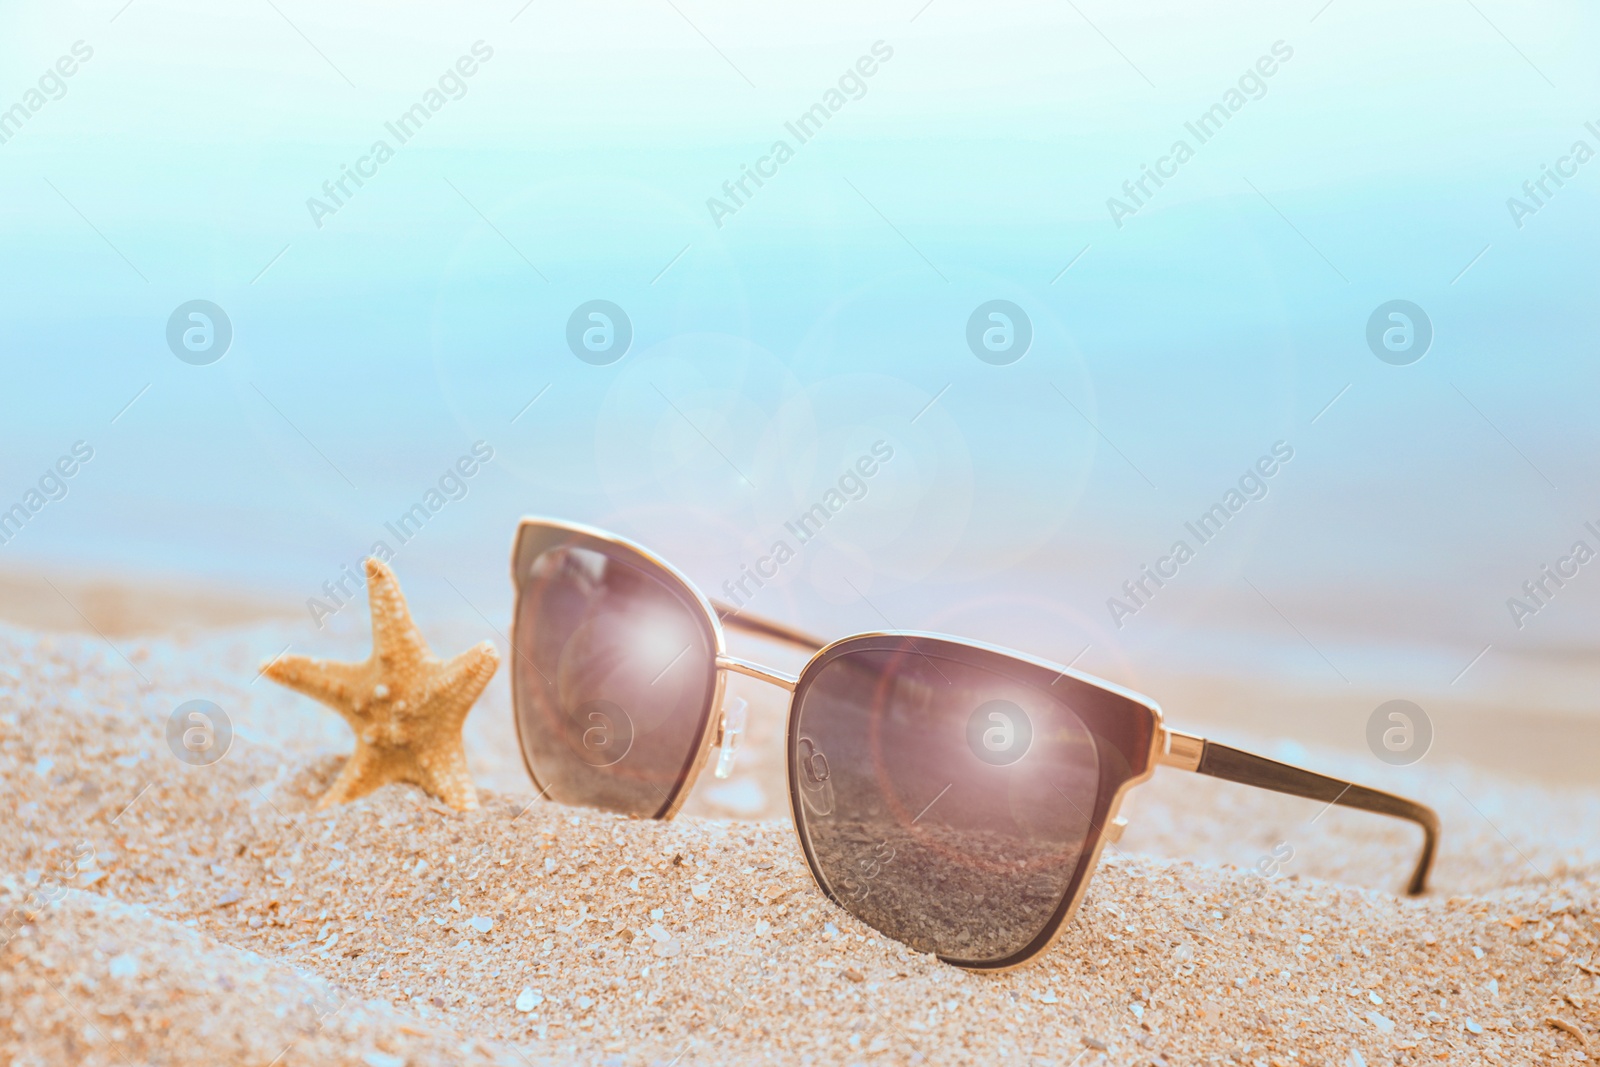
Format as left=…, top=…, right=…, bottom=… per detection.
left=1161, top=731, right=1440, bottom=896
left=711, top=600, right=827, bottom=653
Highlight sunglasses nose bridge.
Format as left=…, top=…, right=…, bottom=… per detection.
left=714, top=654, right=799, bottom=692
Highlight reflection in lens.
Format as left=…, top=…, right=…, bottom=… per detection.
left=514, top=545, right=715, bottom=816
left=792, top=646, right=1101, bottom=964
left=796, top=736, right=835, bottom=817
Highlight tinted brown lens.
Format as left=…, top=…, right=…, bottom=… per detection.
left=514, top=544, right=715, bottom=817
left=791, top=644, right=1102, bottom=964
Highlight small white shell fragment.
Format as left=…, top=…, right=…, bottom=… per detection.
left=516, top=988, right=543, bottom=1012
left=469, top=916, right=493, bottom=934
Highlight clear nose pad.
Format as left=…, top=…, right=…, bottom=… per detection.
left=712, top=697, right=748, bottom=779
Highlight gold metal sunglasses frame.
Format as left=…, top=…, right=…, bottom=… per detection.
left=510, top=517, right=1440, bottom=972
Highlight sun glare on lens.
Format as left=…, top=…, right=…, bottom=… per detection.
left=624, top=606, right=698, bottom=686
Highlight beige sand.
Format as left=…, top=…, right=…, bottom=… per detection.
left=1, top=613, right=1597, bottom=1066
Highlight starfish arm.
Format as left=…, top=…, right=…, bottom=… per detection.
left=409, top=738, right=479, bottom=812
left=363, top=558, right=431, bottom=670
left=261, top=654, right=369, bottom=720
left=316, top=743, right=391, bottom=809
left=428, top=641, right=500, bottom=726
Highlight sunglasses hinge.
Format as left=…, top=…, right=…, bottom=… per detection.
left=1157, top=727, right=1207, bottom=772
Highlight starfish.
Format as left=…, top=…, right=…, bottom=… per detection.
left=262, top=558, right=499, bottom=811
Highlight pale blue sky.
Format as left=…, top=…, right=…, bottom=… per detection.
left=2, top=0, right=1599, bottom=728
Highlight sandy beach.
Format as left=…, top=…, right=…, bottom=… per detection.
left=8, top=0, right=1599, bottom=1060
left=1, top=593, right=1596, bottom=1067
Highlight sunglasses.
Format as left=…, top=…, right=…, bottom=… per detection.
left=508, top=518, right=1439, bottom=971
